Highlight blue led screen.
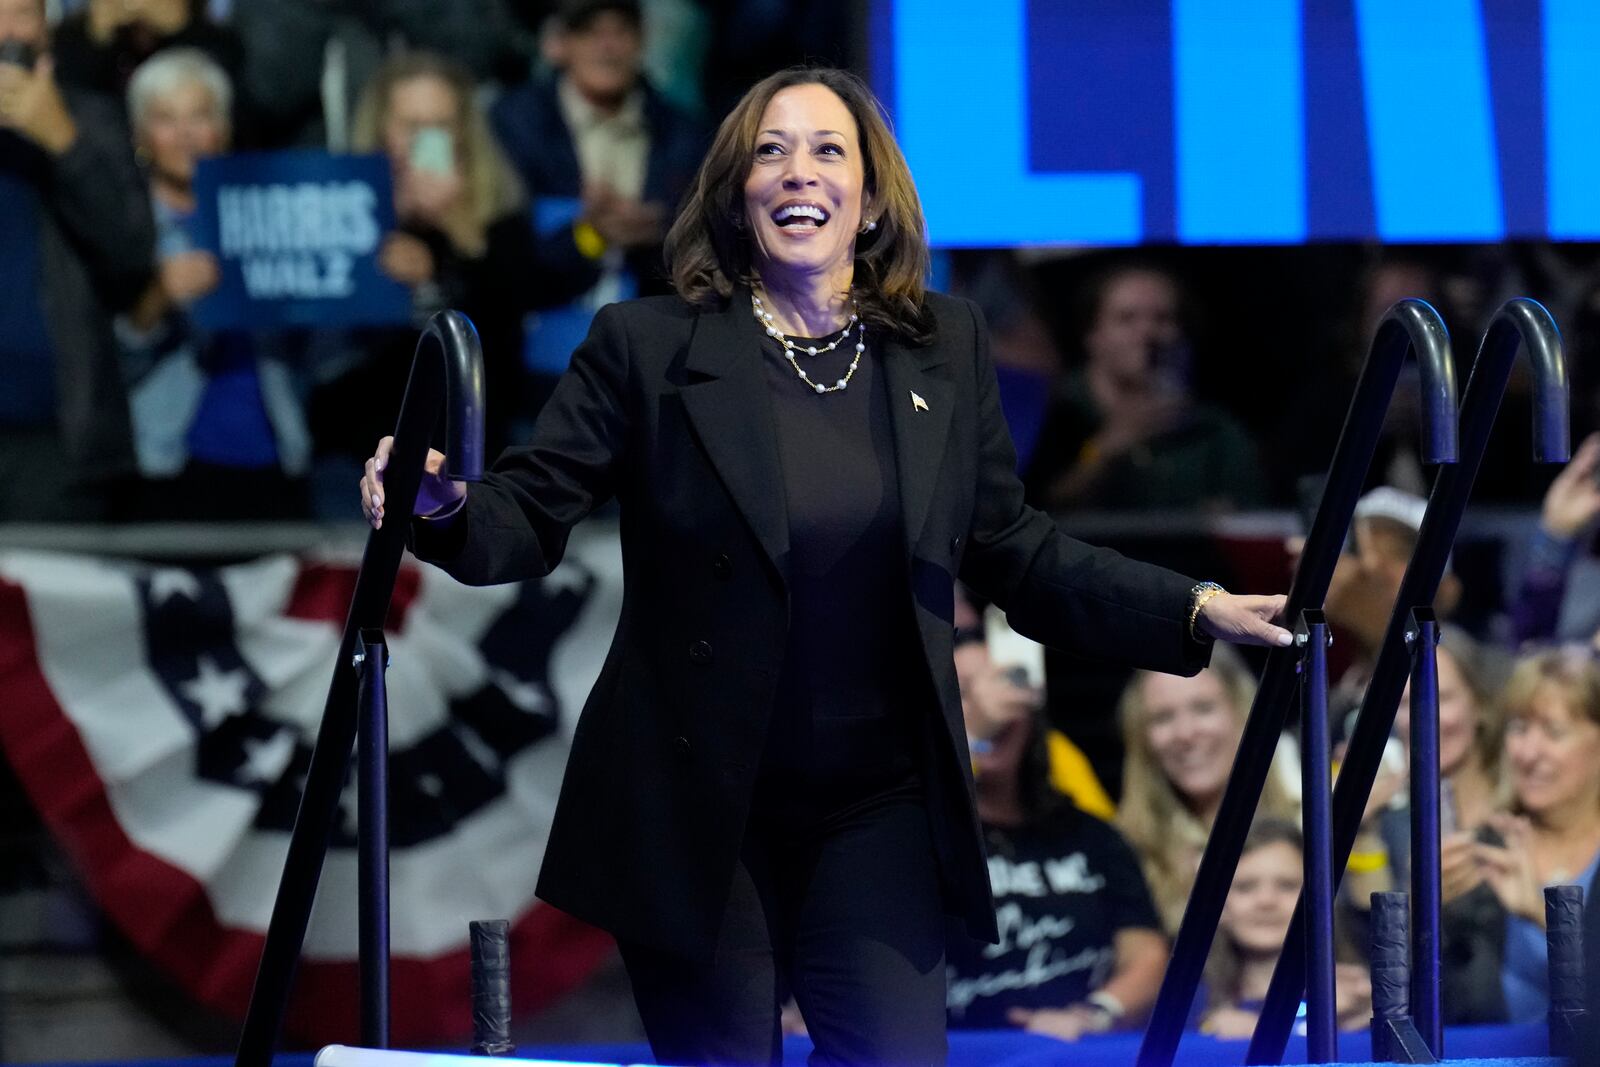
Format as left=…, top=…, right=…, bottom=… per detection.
left=871, top=0, right=1600, bottom=246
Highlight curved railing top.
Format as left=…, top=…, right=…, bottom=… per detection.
left=235, top=308, right=486, bottom=1067
left=417, top=309, right=487, bottom=483
left=1476, top=297, right=1569, bottom=464
left=1136, top=296, right=1459, bottom=1067
left=1375, top=297, right=1458, bottom=465
left=1243, top=296, right=1570, bottom=1066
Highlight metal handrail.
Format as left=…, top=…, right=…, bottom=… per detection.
left=1244, top=297, right=1567, bottom=1064
left=234, top=310, right=485, bottom=1067
left=1137, top=299, right=1460, bottom=1067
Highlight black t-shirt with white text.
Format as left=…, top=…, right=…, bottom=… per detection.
left=946, top=804, right=1161, bottom=1028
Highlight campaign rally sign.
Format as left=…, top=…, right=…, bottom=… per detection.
left=191, top=151, right=412, bottom=331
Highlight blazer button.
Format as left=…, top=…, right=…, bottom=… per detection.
left=689, top=639, right=714, bottom=664
left=673, top=736, right=692, bottom=761
left=712, top=553, right=733, bottom=580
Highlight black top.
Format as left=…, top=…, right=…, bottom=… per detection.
left=753, top=323, right=922, bottom=822
left=946, top=805, right=1160, bottom=1028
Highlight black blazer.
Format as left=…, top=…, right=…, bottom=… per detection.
left=410, top=290, right=1213, bottom=960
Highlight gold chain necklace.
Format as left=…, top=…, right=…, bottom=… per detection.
left=751, top=290, right=867, bottom=394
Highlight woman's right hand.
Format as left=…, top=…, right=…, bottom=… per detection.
left=361, top=435, right=466, bottom=529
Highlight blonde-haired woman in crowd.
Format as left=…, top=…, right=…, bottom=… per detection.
left=1117, top=644, right=1301, bottom=935
left=314, top=51, right=583, bottom=468
left=1479, top=647, right=1600, bottom=1023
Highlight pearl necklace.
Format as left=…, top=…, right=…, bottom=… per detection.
left=751, top=290, right=867, bottom=394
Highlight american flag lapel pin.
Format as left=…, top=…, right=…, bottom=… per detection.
left=911, top=390, right=929, bottom=412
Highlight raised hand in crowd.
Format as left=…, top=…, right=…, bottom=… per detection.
left=0, top=52, right=76, bottom=153
left=158, top=249, right=220, bottom=305
left=395, top=162, right=465, bottom=230
left=582, top=180, right=666, bottom=251
left=86, top=0, right=187, bottom=43
left=1539, top=431, right=1600, bottom=540
left=1439, top=830, right=1486, bottom=906
left=1475, top=813, right=1546, bottom=926
left=378, top=232, right=437, bottom=288
left=361, top=436, right=466, bottom=529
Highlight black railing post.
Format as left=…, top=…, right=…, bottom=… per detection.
left=234, top=311, right=485, bottom=1067
left=1547, top=884, right=1587, bottom=1059
left=1297, top=611, right=1336, bottom=1063
left=355, top=629, right=391, bottom=1049
left=1404, top=610, right=1442, bottom=1060
left=1137, top=300, right=1458, bottom=1067
left=1246, top=299, right=1568, bottom=1065
left=1369, top=892, right=1436, bottom=1063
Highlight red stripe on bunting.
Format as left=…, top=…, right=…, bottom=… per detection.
left=284, top=563, right=423, bottom=631
left=0, top=577, right=614, bottom=1048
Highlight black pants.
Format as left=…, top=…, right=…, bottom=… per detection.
left=618, top=790, right=949, bottom=1066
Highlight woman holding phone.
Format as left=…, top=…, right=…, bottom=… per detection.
left=312, top=52, right=584, bottom=469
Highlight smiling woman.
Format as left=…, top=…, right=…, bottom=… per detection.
left=359, top=63, right=1295, bottom=1067
left=1116, top=645, right=1301, bottom=936
left=664, top=67, right=934, bottom=345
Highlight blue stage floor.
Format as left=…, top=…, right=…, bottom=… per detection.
left=34, top=1022, right=1557, bottom=1067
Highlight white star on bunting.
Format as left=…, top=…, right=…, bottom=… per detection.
left=239, top=730, right=297, bottom=786
left=149, top=569, right=204, bottom=605
left=180, top=656, right=250, bottom=730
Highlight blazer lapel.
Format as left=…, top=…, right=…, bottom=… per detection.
left=679, top=296, right=791, bottom=577
left=881, top=337, right=955, bottom=554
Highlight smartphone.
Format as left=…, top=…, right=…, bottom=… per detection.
left=409, top=125, right=455, bottom=176
left=1439, top=776, right=1458, bottom=838
left=0, top=39, right=37, bottom=69
left=984, top=606, right=1046, bottom=689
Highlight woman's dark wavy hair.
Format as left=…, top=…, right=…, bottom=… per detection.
left=664, top=66, right=936, bottom=345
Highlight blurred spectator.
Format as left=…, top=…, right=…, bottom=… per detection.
left=1338, top=626, right=1511, bottom=1025
left=310, top=51, right=576, bottom=475
left=948, top=250, right=1064, bottom=471
left=1508, top=432, right=1600, bottom=646
left=1483, top=647, right=1600, bottom=1024
left=490, top=0, right=706, bottom=412
left=117, top=47, right=312, bottom=519
left=1199, top=819, right=1371, bottom=1037
left=230, top=0, right=528, bottom=149
left=1384, top=628, right=1510, bottom=879
left=955, top=586, right=1115, bottom=819
left=1273, top=255, right=1442, bottom=502
left=1115, top=645, right=1301, bottom=935
left=0, top=0, right=150, bottom=520
left=51, top=0, right=240, bottom=104
left=1308, top=487, right=1463, bottom=695
left=945, top=657, right=1167, bottom=1039
left=1023, top=262, right=1267, bottom=512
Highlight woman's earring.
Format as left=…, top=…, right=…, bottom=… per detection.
left=860, top=219, right=877, bottom=234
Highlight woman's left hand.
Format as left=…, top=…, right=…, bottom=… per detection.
left=1197, top=592, right=1293, bottom=648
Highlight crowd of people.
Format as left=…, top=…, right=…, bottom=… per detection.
left=949, top=445, right=1600, bottom=1041
left=7, top=0, right=1600, bottom=527
left=9, top=0, right=1600, bottom=1056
